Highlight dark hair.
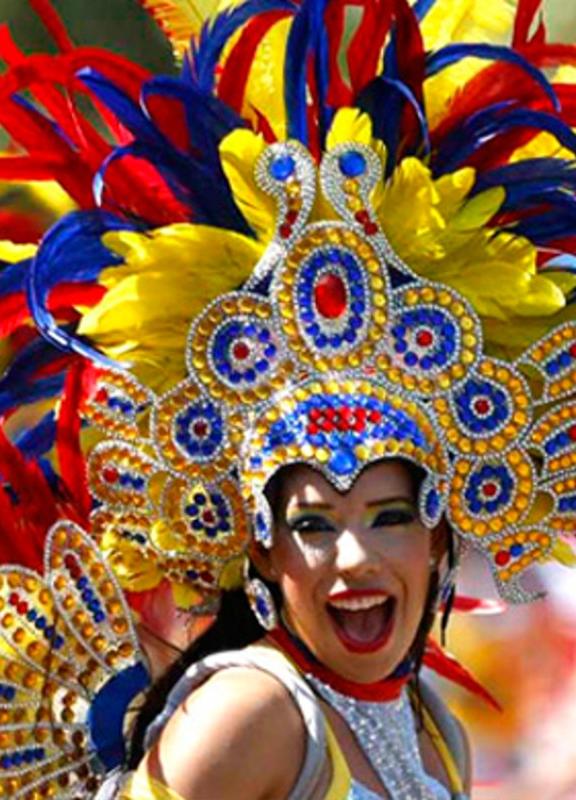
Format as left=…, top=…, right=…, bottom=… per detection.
left=128, top=458, right=445, bottom=766
left=128, top=588, right=267, bottom=767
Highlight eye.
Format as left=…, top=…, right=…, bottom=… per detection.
left=287, top=514, right=336, bottom=534
left=372, top=507, right=417, bottom=528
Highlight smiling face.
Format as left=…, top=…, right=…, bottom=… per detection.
left=255, top=460, right=439, bottom=683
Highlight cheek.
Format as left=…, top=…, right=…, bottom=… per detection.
left=270, top=533, right=331, bottom=606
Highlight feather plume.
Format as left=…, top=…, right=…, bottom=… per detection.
left=139, top=0, right=221, bottom=59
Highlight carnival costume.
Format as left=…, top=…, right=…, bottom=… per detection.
left=0, top=0, right=575, bottom=797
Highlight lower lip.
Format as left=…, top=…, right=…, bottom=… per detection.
left=327, top=602, right=396, bottom=654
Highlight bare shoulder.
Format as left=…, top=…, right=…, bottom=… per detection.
left=418, top=680, right=472, bottom=793
left=140, top=667, right=306, bottom=800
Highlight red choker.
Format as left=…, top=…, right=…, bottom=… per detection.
left=268, top=626, right=412, bottom=702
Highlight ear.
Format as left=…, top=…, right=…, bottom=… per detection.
left=248, top=541, right=277, bottom=583
left=430, top=519, right=450, bottom=566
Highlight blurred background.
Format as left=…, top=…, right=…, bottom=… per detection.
left=1, top=1, right=576, bottom=798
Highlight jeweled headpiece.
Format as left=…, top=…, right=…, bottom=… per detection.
left=77, top=127, right=576, bottom=607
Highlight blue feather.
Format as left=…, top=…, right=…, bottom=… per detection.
left=433, top=106, right=576, bottom=175
left=190, top=0, right=295, bottom=93
left=357, top=77, right=430, bottom=174
left=15, top=413, right=56, bottom=459
left=27, top=212, right=130, bottom=365
left=0, top=258, right=33, bottom=298
left=412, top=0, right=438, bottom=20
left=78, top=69, right=166, bottom=148
left=141, top=77, right=246, bottom=165
left=93, top=139, right=251, bottom=233
left=426, top=44, right=559, bottom=112
left=473, top=159, right=576, bottom=208
left=0, top=373, right=65, bottom=416
left=309, top=0, right=333, bottom=145
left=285, top=0, right=310, bottom=144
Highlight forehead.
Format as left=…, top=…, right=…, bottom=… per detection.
left=275, top=460, right=416, bottom=508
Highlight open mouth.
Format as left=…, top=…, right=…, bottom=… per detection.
left=326, top=592, right=397, bottom=654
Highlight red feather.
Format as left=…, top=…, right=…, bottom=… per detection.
left=28, top=0, right=74, bottom=53
left=218, top=10, right=292, bottom=115
left=348, top=0, right=393, bottom=95
left=56, top=361, right=91, bottom=522
left=423, top=637, right=502, bottom=711
left=325, top=0, right=352, bottom=106
left=513, top=0, right=544, bottom=48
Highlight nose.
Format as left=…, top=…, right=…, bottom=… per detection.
left=334, top=527, right=382, bottom=578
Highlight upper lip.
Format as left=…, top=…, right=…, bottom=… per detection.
left=327, top=589, right=391, bottom=611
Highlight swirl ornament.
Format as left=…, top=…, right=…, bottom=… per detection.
left=187, top=293, right=293, bottom=406
left=274, top=224, right=388, bottom=371
left=377, top=284, right=482, bottom=397
left=434, top=359, right=531, bottom=456
left=448, top=450, right=535, bottom=537
left=153, top=380, right=241, bottom=481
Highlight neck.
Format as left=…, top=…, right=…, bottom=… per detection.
left=268, top=625, right=412, bottom=702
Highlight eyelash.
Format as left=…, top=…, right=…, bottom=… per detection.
left=288, top=508, right=416, bottom=534
left=372, top=508, right=416, bottom=527
left=289, top=515, right=336, bottom=534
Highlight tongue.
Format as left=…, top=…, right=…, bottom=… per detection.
left=333, top=604, right=387, bottom=644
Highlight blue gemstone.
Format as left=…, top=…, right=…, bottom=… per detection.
left=510, top=543, right=524, bottom=557
left=94, top=611, right=105, bottom=624
left=269, top=154, right=295, bottom=181
left=404, top=352, right=418, bottom=367
left=329, top=448, right=358, bottom=475
left=339, top=150, right=367, bottom=177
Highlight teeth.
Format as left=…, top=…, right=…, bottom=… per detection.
left=328, top=596, right=389, bottom=612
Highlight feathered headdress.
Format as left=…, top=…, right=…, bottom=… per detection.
left=0, top=0, right=573, bottom=792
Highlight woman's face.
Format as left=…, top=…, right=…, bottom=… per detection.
left=259, top=461, right=437, bottom=683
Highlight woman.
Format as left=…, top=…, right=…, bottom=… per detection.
left=0, top=2, right=574, bottom=799
left=122, top=460, right=470, bottom=799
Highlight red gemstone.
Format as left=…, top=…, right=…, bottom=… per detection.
left=355, top=210, right=370, bottom=225
left=103, top=467, right=119, bottom=484
left=199, top=570, right=215, bottom=584
left=95, top=388, right=108, bottom=404
left=570, top=343, right=576, bottom=358
left=286, top=210, right=299, bottom=224
left=369, top=410, right=382, bottom=423
left=314, top=273, right=347, bottom=319
left=307, top=423, right=319, bottom=436
left=495, top=551, right=510, bottom=567
left=17, top=601, right=28, bottom=615
left=483, top=482, right=498, bottom=498
left=364, top=222, right=378, bottom=235
left=8, top=593, right=18, bottom=607
left=569, top=424, right=576, bottom=441
left=202, top=510, right=216, bottom=525
left=309, top=409, right=322, bottom=422
left=474, top=398, right=490, bottom=415
left=416, top=330, right=434, bottom=347
left=279, top=223, right=292, bottom=239
left=193, top=420, right=209, bottom=438
left=64, top=555, right=76, bottom=570
left=232, top=341, right=250, bottom=361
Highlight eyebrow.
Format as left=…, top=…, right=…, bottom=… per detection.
left=287, top=501, right=333, bottom=511
left=366, top=497, right=414, bottom=508
left=287, top=496, right=414, bottom=512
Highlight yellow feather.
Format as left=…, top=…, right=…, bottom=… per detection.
left=219, top=129, right=276, bottom=242
left=78, top=223, right=263, bottom=391
left=421, top=0, right=515, bottom=128
left=0, top=241, right=37, bottom=262
left=140, top=0, right=222, bottom=58
left=551, top=538, right=576, bottom=568
left=236, top=18, right=292, bottom=141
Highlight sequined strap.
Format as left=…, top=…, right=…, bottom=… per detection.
left=143, top=646, right=328, bottom=800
